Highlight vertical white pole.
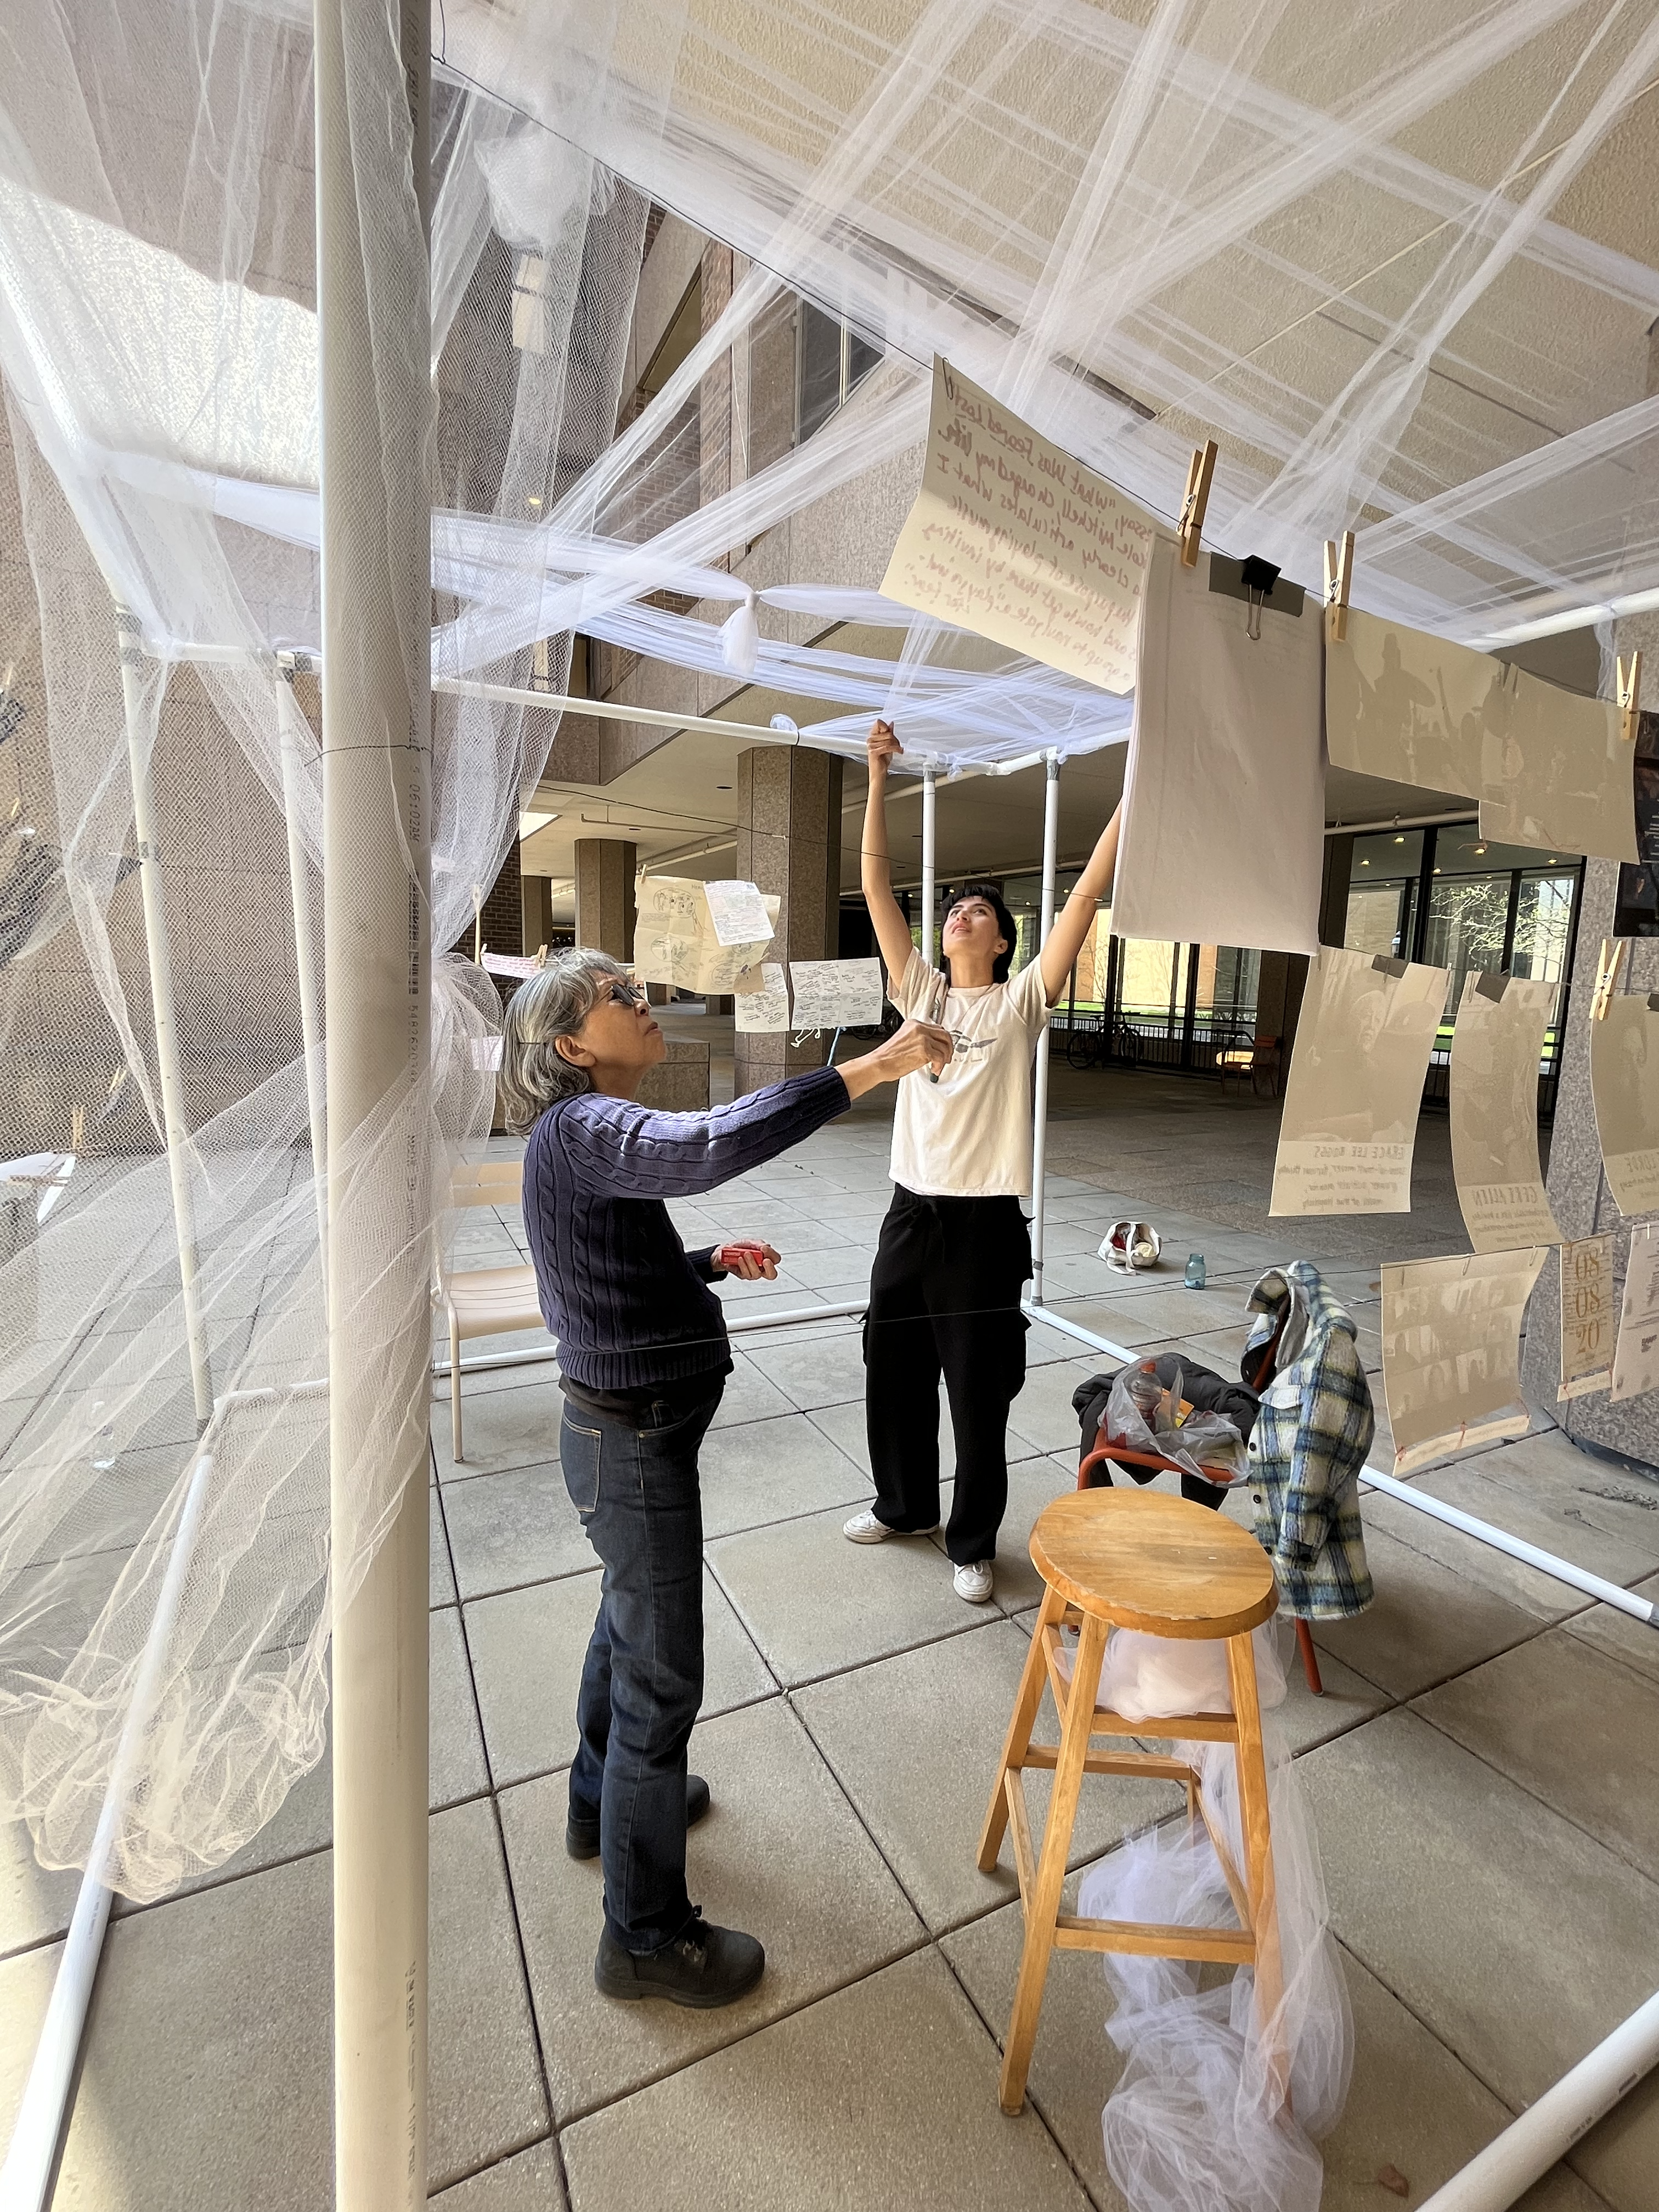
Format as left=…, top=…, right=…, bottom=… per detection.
left=275, top=659, right=329, bottom=1280
left=920, top=762, right=937, bottom=968
left=315, top=2, right=431, bottom=2207
left=1029, top=751, right=1060, bottom=1306
left=115, top=610, right=212, bottom=1425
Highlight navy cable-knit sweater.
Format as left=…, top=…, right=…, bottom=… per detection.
left=522, top=1064, right=850, bottom=1391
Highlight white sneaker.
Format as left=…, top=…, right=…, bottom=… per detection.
left=843, top=1509, right=938, bottom=1543
left=953, top=1560, right=995, bottom=1604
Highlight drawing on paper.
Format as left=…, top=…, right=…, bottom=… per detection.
left=788, top=957, right=884, bottom=1031
left=732, top=962, right=790, bottom=1034
left=1271, top=945, right=1448, bottom=1216
left=879, top=358, right=1157, bottom=694
left=1380, top=1248, right=1547, bottom=1474
left=1324, top=608, right=1489, bottom=798
left=1448, top=971, right=1561, bottom=1251
left=633, top=876, right=776, bottom=995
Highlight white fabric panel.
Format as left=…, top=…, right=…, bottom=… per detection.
left=1113, top=538, right=1323, bottom=957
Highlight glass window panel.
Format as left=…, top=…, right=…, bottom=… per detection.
left=1423, top=872, right=1511, bottom=1013
left=1512, top=868, right=1578, bottom=1024
left=847, top=329, right=882, bottom=395
left=1346, top=881, right=1411, bottom=958
left=797, top=299, right=842, bottom=442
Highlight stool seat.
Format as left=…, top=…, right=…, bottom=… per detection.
left=1031, top=1488, right=1277, bottom=1639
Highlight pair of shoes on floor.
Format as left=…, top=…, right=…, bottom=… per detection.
left=1101, top=1220, right=1161, bottom=1273
left=566, top=1773, right=711, bottom=1861
left=843, top=1510, right=995, bottom=1605
left=595, top=1909, right=765, bottom=2010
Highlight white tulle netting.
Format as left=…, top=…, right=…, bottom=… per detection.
left=1078, top=1626, right=1352, bottom=2212
left=1, top=0, right=1656, bottom=1909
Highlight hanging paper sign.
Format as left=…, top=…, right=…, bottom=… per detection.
left=1478, top=672, right=1637, bottom=866
left=732, top=962, right=791, bottom=1034
left=1448, top=972, right=1562, bottom=1251
left=1380, top=1247, right=1547, bottom=1474
left=879, top=358, right=1157, bottom=694
left=1270, top=945, right=1448, bottom=1216
left=702, top=878, right=773, bottom=947
left=1324, top=610, right=1489, bottom=798
left=1589, top=969, right=1659, bottom=1216
left=632, top=876, right=776, bottom=995
left=481, top=951, right=544, bottom=979
left=789, top=957, right=884, bottom=1031
left=1559, top=1233, right=1615, bottom=1401
left=1611, top=1222, right=1659, bottom=1403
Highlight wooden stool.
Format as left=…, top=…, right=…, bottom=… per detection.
left=977, top=1487, right=1283, bottom=2115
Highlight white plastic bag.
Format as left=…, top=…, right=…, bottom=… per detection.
left=1103, top=1361, right=1248, bottom=1483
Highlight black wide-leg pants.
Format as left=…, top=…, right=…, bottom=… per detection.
left=863, top=1184, right=1031, bottom=1566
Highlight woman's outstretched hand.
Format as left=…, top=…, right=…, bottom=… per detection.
left=839, top=1017, right=954, bottom=1100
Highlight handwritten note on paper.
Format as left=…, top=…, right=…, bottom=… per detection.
left=1381, top=1247, right=1547, bottom=1474
left=732, top=963, right=790, bottom=1034
left=703, top=879, right=773, bottom=947
left=1590, top=974, right=1659, bottom=1216
left=1611, top=1222, right=1659, bottom=1403
left=789, top=958, right=884, bottom=1031
left=1559, top=1233, right=1615, bottom=1401
left=481, top=951, right=545, bottom=979
left=1271, top=945, right=1448, bottom=1216
left=879, top=358, right=1158, bottom=694
left=1449, top=972, right=1562, bottom=1251
left=633, top=876, right=776, bottom=995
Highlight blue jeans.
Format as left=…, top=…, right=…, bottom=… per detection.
left=560, top=1376, right=723, bottom=1954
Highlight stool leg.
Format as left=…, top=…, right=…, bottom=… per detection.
left=977, top=1583, right=1065, bottom=1875
left=998, top=1610, right=1107, bottom=2116
left=1227, top=1629, right=1288, bottom=2111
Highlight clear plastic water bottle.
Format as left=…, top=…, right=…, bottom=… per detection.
left=1184, top=1252, right=1206, bottom=1289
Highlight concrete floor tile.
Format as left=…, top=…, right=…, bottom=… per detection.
left=1562, top=1570, right=1659, bottom=1689
left=56, top=1802, right=546, bottom=2208
left=500, top=1698, right=924, bottom=2125
left=1462, top=1431, right=1659, bottom=1568
left=1006, top=1359, right=1101, bottom=1457
left=433, top=1509, right=459, bottom=1607
left=0, top=1938, right=58, bottom=2143
left=558, top=1948, right=1090, bottom=2212
left=441, top=1460, right=592, bottom=1600
left=437, top=1378, right=565, bottom=1481
left=804, top=1396, right=870, bottom=1475
left=1300, top=1708, right=1659, bottom=2111
left=794, top=1618, right=1183, bottom=1933
left=432, top=2140, right=567, bottom=2209
left=468, top=1566, right=775, bottom=1787
left=1414, top=1629, right=1659, bottom=1883
left=989, top=1455, right=1077, bottom=1613
left=1370, top=1460, right=1646, bottom=1619
left=1310, top=1522, right=1546, bottom=1699
left=706, top=1352, right=795, bottom=1430
left=740, top=1331, right=868, bottom=1411
left=0, top=1813, right=83, bottom=1957
left=708, top=1504, right=980, bottom=1686
left=1570, top=2064, right=1659, bottom=2212
left=698, top=1411, right=868, bottom=1538
left=1041, top=1293, right=1171, bottom=1351
left=775, top=1243, right=875, bottom=1291
left=1321, top=1942, right=1606, bottom=2212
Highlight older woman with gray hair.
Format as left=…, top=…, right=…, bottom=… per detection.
left=501, top=947, right=950, bottom=2011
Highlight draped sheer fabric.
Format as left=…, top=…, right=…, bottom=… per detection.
left=0, top=0, right=1652, bottom=1906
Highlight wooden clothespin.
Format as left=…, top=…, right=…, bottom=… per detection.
left=472, top=883, right=484, bottom=966
left=1178, top=440, right=1217, bottom=569
left=1617, top=651, right=1643, bottom=745
left=534, top=943, right=549, bottom=968
left=1324, top=530, right=1355, bottom=644
left=70, top=1106, right=84, bottom=1156
left=1593, top=938, right=1627, bottom=1022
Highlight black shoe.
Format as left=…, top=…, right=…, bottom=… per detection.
left=566, top=1774, right=711, bottom=1862
left=594, top=1911, right=765, bottom=2009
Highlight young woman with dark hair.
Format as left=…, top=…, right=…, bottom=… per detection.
left=849, top=719, right=1122, bottom=1603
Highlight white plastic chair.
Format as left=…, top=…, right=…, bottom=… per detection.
left=441, top=1159, right=543, bottom=1463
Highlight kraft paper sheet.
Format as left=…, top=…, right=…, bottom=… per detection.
left=1559, top=1234, right=1615, bottom=1402
left=1381, top=1248, right=1547, bottom=1474
left=1589, top=969, right=1659, bottom=1217
left=1448, top=971, right=1562, bottom=1251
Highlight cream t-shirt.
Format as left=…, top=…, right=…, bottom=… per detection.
left=887, top=948, right=1051, bottom=1198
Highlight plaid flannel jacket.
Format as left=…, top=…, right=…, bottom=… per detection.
left=1244, top=1262, right=1375, bottom=1620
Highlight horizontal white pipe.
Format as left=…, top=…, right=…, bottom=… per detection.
left=1025, top=1302, right=1659, bottom=1628
left=1417, top=1990, right=1659, bottom=2212
left=430, top=1295, right=868, bottom=1379
left=1323, top=810, right=1476, bottom=836
left=439, top=680, right=848, bottom=751
left=1360, top=1467, right=1658, bottom=1626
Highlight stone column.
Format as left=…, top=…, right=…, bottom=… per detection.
left=734, top=746, right=843, bottom=1096
left=574, top=838, right=636, bottom=958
